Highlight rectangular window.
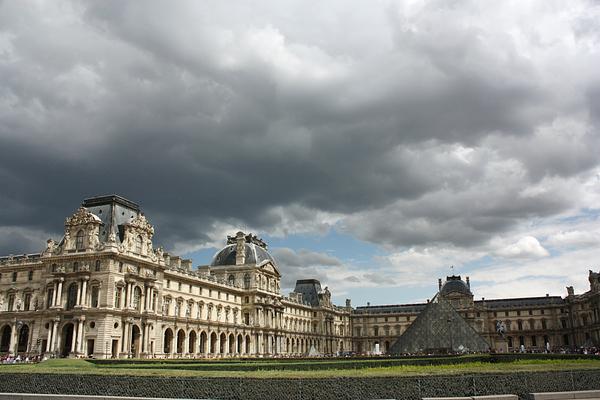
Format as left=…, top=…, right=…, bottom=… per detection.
left=531, top=336, right=537, bottom=346
left=8, top=294, right=15, bottom=311
left=189, top=285, right=193, bottom=294
left=12, top=272, right=17, bottom=282
left=24, top=294, right=31, bottom=311
left=115, top=288, right=122, bottom=308
left=166, top=280, right=171, bottom=289
left=118, top=262, right=123, bottom=273
left=47, top=289, right=54, bottom=308
left=28, top=270, right=33, bottom=281
left=178, top=282, right=182, bottom=291
left=91, top=287, right=100, bottom=308
left=244, top=313, right=250, bottom=325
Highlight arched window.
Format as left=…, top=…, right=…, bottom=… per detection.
left=67, top=283, right=78, bottom=310
left=76, top=230, right=85, bottom=250
left=135, top=235, right=143, bottom=254
left=244, top=273, right=250, bottom=289
left=133, top=286, right=142, bottom=311
left=228, top=274, right=235, bottom=286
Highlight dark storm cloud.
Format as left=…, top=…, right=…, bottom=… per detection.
left=0, top=1, right=599, bottom=255
left=271, top=248, right=343, bottom=290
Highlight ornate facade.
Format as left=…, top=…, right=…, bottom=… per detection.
left=0, top=195, right=598, bottom=358
left=353, top=275, right=600, bottom=354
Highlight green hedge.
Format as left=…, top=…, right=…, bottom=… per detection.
left=88, top=353, right=599, bottom=372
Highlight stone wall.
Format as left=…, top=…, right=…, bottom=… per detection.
left=0, top=370, right=599, bottom=400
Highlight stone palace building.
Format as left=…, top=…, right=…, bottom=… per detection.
left=0, top=195, right=598, bottom=358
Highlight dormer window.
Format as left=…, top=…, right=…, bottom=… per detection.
left=76, top=230, right=85, bottom=250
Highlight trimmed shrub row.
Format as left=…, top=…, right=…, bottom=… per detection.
left=88, top=353, right=599, bottom=372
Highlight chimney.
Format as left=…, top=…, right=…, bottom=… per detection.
left=235, top=231, right=246, bottom=265
left=466, top=276, right=470, bottom=289
left=438, top=278, right=442, bottom=290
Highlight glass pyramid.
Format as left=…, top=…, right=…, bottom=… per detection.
left=389, top=294, right=490, bottom=354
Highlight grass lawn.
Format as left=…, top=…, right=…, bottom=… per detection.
left=1, top=357, right=600, bottom=378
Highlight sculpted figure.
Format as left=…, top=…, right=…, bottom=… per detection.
left=496, top=320, right=506, bottom=338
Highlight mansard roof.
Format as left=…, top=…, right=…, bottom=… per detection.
left=474, top=296, right=565, bottom=309
left=353, top=303, right=427, bottom=314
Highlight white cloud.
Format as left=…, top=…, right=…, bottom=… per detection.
left=495, top=236, right=550, bottom=259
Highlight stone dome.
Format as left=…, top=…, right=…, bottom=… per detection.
left=440, top=275, right=473, bottom=296
left=210, top=242, right=275, bottom=267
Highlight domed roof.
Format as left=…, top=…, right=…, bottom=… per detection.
left=440, top=275, right=473, bottom=296
left=210, top=242, right=276, bottom=267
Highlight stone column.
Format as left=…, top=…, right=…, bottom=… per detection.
left=76, top=319, right=85, bottom=353
left=57, top=279, right=64, bottom=307
left=81, top=279, right=88, bottom=307
left=183, top=330, right=189, bottom=356
left=124, top=283, right=129, bottom=309
left=50, top=318, right=59, bottom=352
left=170, top=330, right=175, bottom=357
left=70, top=323, right=77, bottom=353
left=46, top=321, right=53, bottom=352
left=122, top=321, right=129, bottom=354
left=55, top=279, right=64, bottom=308
left=52, top=281, right=59, bottom=307
left=76, top=281, right=82, bottom=306
left=9, top=322, right=17, bottom=355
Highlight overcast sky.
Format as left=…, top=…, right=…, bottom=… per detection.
left=1, top=0, right=600, bottom=306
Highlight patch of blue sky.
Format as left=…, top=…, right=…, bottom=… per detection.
left=263, top=228, right=386, bottom=268
left=186, top=247, right=220, bottom=267
left=555, top=208, right=600, bottom=224
left=184, top=228, right=386, bottom=269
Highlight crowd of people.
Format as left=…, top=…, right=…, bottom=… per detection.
left=0, top=354, right=43, bottom=364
